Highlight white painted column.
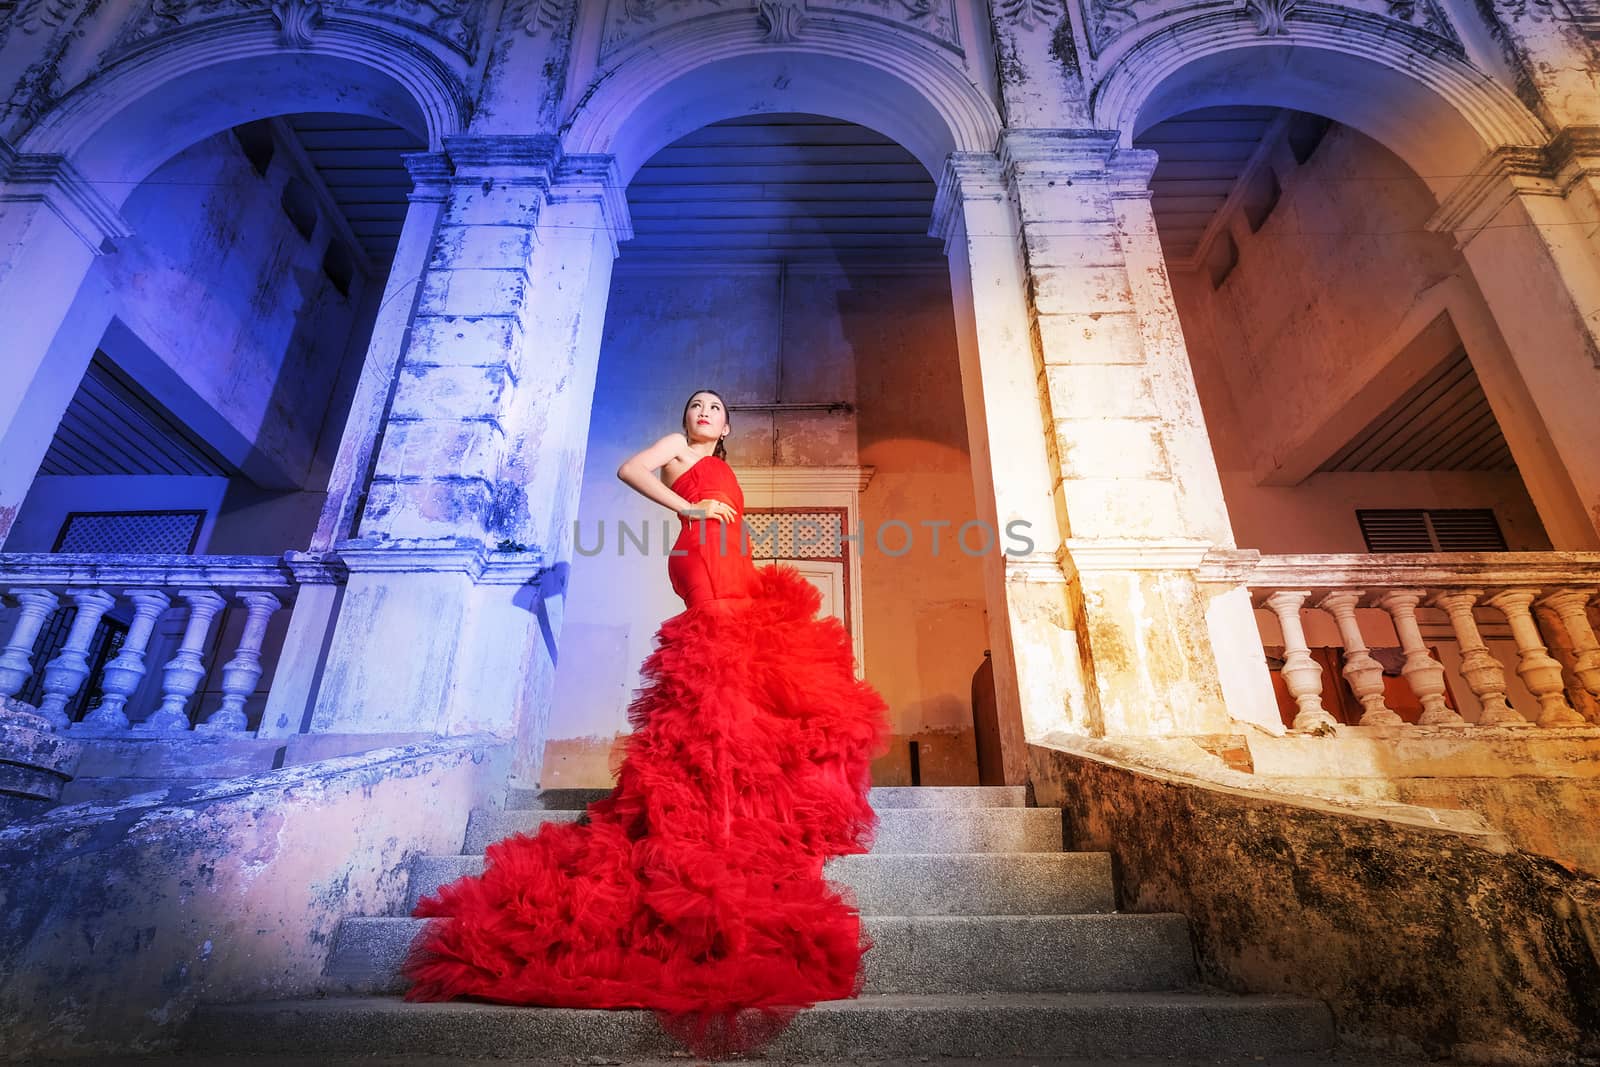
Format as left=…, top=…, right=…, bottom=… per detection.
left=142, top=589, right=227, bottom=733
left=311, top=153, right=451, bottom=550
left=1430, top=141, right=1600, bottom=547
left=1537, top=588, right=1600, bottom=715
left=308, top=141, right=627, bottom=779
left=984, top=129, right=1264, bottom=737
left=0, top=589, right=58, bottom=703
left=0, top=149, right=131, bottom=545
left=930, top=153, right=1093, bottom=766
left=200, top=591, right=282, bottom=732
left=37, top=589, right=116, bottom=729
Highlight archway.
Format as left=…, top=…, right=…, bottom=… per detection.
left=548, top=36, right=1032, bottom=788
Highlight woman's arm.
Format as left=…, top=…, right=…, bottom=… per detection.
left=616, top=433, right=709, bottom=518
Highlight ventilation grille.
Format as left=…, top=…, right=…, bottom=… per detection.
left=52, top=510, right=205, bottom=554
left=1356, top=508, right=1508, bottom=553
left=743, top=510, right=846, bottom=560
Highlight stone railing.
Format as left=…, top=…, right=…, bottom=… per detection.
left=1202, top=551, right=1600, bottom=732
left=0, top=553, right=343, bottom=735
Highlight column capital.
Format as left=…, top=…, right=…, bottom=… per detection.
left=1425, top=125, right=1600, bottom=238
left=402, top=151, right=453, bottom=203
left=929, top=151, right=1004, bottom=248
left=549, top=152, right=634, bottom=253
left=997, top=128, right=1120, bottom=177
left=0, top=141, right=132, bottom=255
left=440, top=133, right=561, bottom=183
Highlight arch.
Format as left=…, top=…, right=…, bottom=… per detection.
left=562, top=17, right=1001, bottom=184
left=1092, top=16, right=1549, bottom=200
left=17, top=19, right=468, bottom=208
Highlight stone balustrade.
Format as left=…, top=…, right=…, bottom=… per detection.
left=0, top=553, right=343, bottom=736
left=1202, top=551, right=1600, bottom=732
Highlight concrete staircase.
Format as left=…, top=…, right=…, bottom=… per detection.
left=181, top=785, right=1336, bottom=1060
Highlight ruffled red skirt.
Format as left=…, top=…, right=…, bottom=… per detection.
left=400, top=562, right=891, bottom=1059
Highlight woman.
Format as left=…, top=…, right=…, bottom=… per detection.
left=400, top=389, right=892, bottom=1059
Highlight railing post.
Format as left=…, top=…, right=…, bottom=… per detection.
left=80, top=589, right=171, bottom=733
left=200, top=592, right=282, bottom=732
left=1536, top=589, right=1600, bottom=719
left=37, top=589, right=116, bottom=729
left=1264, top=590, right=1337, bottom=731
left=1377, top=590, right=1463, bottom=727
left=1317, top=590, right=1401, bottom=726
left=1484, top=588, right=1586, bottom=727
left=1430, top=590, right=1527, bottom=726
left=141, top=589, right=227, bottom=733
left=0, top=589, right=59, bottom=705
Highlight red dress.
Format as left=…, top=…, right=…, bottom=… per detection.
left=400, top=455, right=892, bottom=1058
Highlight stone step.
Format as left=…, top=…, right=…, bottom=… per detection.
left=322, top=914, right=1195, bottom=996
left=405, top=850, right=1116, bottom=914
left=462, top=805, right=1063, bottom=855
left=506, top=784, right=1029, bottom=810
left=183, top=991, right=1335, bottom=1060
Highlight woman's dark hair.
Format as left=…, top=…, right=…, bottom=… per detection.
left=681, top=388, right=730, bottom=461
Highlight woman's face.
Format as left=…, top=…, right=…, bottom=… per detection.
left=684, top=392, right=729, bottom=444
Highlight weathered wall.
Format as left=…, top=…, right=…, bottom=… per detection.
left=1172, top=124, right=1550, bottom=551
left=1031, top=736, right=1600, bottom=1065
left=544, top=264, right=985, bottom=787
left=0, top=736, right=510, bottom=1061
left=6, top=129, right=377, bottom=554
left=1246, top=732, right=1600, bottom=878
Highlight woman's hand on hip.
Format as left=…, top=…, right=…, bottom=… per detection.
left=680, top=498, right=737, bottom=524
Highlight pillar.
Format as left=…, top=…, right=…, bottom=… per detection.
left=307, top=137, right=628, bottom=783
left=1428, top=133, right=1600, bottom=547
left=1001, top=128, right=1270, bottom=737
left=0, top=146, right=131, bottom=544
left=931, top=153, right=1094, bottom=772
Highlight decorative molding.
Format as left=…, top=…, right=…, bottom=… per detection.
left=0, top=149, right=133, bottom=254
left=402, top=150, right=454, bottom=202
left=1058, top=538, right=1214, bottom=574
left=1078, top=0, right=1461, bottom=61
left=1005, top=555, right=1071, bottom=583
left=441, top=132, right=562, bottom=178
left=332, top=539, right=549, bottom=583
left=119, top=0, right=487, bottom=62
left=1425, top=128, right=1600, bottom=241
left=9, top=0, right=75, bottom=34
left=758, top=0, right=807, bottom=41
left=597, top=0, right=961, bottom=58
left=929, top=151, right=1006, bottom=252
left=269, top=0, right=326, bottom=46
left=1244, top=0, right=1298, bottom=35
left=549, top=152, right=636, bottom=252
left=996, top=0, right=1066, bottom=30
left=1198, top=550, right=1600, bottom=591
left=507, top=0, right=567, bottom=35
left=999, top=127, right=1119, bottom=182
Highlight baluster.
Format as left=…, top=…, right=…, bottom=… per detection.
left=140, top=589, right=227, bottom=733
left=1316, top=590, right=1400, bottom=725
left=80, top=590, right=172, bottom=733
left=1264, top=590, right=1337, bottom=731
left=0, top=589, right=60, bottom=706
left=1430, top=589, right=1527, bottom=726
left=200, top=592, right=282, bottom=732
left=37, top=589, right=118, bottom=729
left=1484, top=588, right=1586, bottom=727
left=1536, top=589, right=1600, bottom=719
left=1375, top=589, right=1462, bottom=726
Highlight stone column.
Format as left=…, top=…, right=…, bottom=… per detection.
left=0, top=147, right=131, bottom=545
left=307, top=138, right=627, bottom=783
left=997, top=128, right=1267, bottom=737
left=310, top=153, right=452, bottom=550
left=1428, top=134, right=1600, bottom=547
left=930, top=153, right=1095, bottom=767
